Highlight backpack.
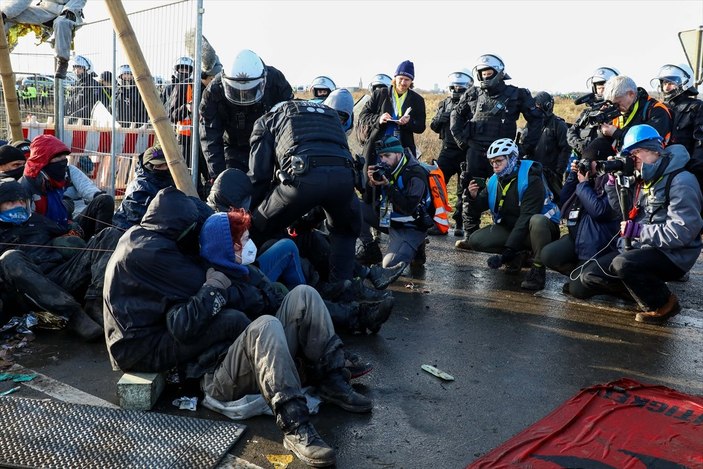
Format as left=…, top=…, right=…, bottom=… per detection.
left=420, top=160, right=452, bottom=233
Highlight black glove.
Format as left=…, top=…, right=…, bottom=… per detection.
left=486, top=248, right=517, bottom=269
left=61, top=10, right=77, bottom=21
left=439, top=111, right=450, bottom=124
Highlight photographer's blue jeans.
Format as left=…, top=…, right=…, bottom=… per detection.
left=257, top=239, right=306, bottom=289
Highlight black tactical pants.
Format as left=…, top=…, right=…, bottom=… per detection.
left=462, top=146, right=493, bottom=233
left=437, top=145, right=465, bottom=228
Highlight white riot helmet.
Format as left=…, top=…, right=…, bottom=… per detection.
left=368, top=73, right=392, bottom=92
left=310, top=76, right=336, bottom=99
left=487, top=138, right=519, bottom=160
left=472, top=54, right=509, bottom=90
left=118, top=64, right=133, bottom=83
left=586, top=67, right=619, bottom=96
left=650, top=63, right=695, bottom=101
left=223, top=49, right=267, bottom=106
left=174, top=56, right=194, bottom=71
left=72, top=55, right=92, bottom=72
left=447, top=70, right=473, bottom=94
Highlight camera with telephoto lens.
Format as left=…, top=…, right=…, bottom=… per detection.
left=577, top=159, right=592, bottom=176
left=594, top=155, right=634, bottom=176
left=372, top=161, right=392, bottom=182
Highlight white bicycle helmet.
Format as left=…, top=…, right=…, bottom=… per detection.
left=223, top=49, right=267, bottom=106
left=487, top=138, right=519, bottom=159
left=72, top=55, right=92, bottom=72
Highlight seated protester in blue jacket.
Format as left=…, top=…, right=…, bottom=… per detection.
left=541, top=137, right=621, bottom=298
left=463, top=138, right=561, bottom=291
left=579, top=125, right=703, bottom=323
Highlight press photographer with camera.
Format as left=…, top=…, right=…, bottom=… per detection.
left=366, top=136, right=429, bottom=269
left=579, top=125, right=703, bottom=324
left=541, top=138, right=622, bottom=298
left=600, top=76, right=672, bottom=151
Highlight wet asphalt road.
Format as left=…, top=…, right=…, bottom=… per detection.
left=8, top=232, right=703, bottom=469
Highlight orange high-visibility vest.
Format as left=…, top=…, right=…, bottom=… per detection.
left=176, top=84, right=193, bottom=136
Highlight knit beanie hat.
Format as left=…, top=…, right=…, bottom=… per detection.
left=0, top=145, right=26, bottom=165
left=377, top=136, right=404, bottom=154
left=395, top=60, right=414, bottom=80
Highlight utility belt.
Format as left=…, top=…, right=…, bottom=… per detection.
left=308, top=157, right=352, bottom=168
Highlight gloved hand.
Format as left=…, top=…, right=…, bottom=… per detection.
left=204, top=268, right=231, bottom=290
left=486, top=248, right=518, bottom=269
left=621, top=220, right=642, bottom=238
left=459, top=170, right=471, bottom=190
left=61, top=10, right=77, bottom=21
left=439, top=111, right=450, bottom=124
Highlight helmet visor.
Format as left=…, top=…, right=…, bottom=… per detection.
left=223, top=76, right=266, bottom=105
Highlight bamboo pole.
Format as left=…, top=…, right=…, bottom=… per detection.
left=103, top=0, right=197, bottom=197
left=0, top=16, right=25, bottom=142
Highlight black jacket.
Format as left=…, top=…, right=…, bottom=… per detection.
left=0, top=213, right=67, bottom=272
left=66, top=72, right=100, bottom=120
left=199, top=66, right=293, bottom=178
left=358, top=86, right=426, bottom=166
left=666, top=91, right=703, bottom=161
left=528, top=112, right=571, bottom=175
left=114, top=83, right=148, bottom=125
left=430, top=96, right=461, bottom=151
left=103, top=187, right=227, bottom=374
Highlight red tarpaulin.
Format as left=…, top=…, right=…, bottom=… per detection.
left=469, top=378, right=703, bottom=468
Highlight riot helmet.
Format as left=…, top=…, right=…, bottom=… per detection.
left=368, top=73, right=392, bottom=92
left=472, top=54, right=510, bottom=90
left=118, top=64, right=133, bottom=84
left=324, top=88, right=354, bottom=132
left=586, top=67, right=619, bottom=97
left=534, top=91, right=554, bottom=116
left=72, top=55, right=92, bottom=73
left=447, top=70, right=473, bottom=99
left=173, top=56, right=194, bottom=81
left=650, top=63, right=695, bottom=101
left=223, top=49, right=267, bottom=106
left=310, top=76, right=336, bottom=100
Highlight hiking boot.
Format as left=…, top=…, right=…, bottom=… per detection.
left=340, top=278, right=391, bottom=303
left=520, top=266, right=546, bottom=290
left=635, top=293, right=681, bottom=324
left=505, top=252, right=526, bottom=275
left=283, top=423, right=335, bottom=467
left=411, top=242, right=426, bottom=267
left=355, top=240, right=382, bottom=265
left=427, top=225, right=447, bottom=236
left=318, top=279, right=352, bottom=301
left=455, top=237, right=472, bottom=250
left=358, top=297, right=394, bottom=334
left=344, top=350, right=373, bottom=379
left=55, top=57, right=69, bottom=79
left=367, top=262, right=406, bottom=290
left=318, top=370, right=373, bottom=413
left=453, top=227, right=465, bottom=237
left=562, top=282, right=571, bottom=296
left=66, top=308, right=103, bottom=341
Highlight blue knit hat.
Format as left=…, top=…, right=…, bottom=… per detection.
left=378, top=136, right=404, bottom=154
left=395, top=60, right=414, bottom=80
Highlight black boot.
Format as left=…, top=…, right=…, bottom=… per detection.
left=318, top=369, right=373, bottom=413
left=339, top=278, right=391, bottom=303
left=355, top=240, right=382, bottom=265
left=55, top=57, right=69, bottom=79
left=367, top=262, right=406, bottom=290
left=411, top=241, right=427, bottom=267
left=276, top=399, right=335, bottom=467
left=343, top=350, right=373, bottom=379
left=520, top=265, right=546, bottom=290
left=67, top=307, right=103, bottom=342
left=318, top=279, right=351, bottom=301
left=357, top=297, right=394, bottom=334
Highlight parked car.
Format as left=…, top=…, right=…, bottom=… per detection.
left=21, top=74, right=54, bottom=89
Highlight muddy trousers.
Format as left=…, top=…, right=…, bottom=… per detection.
left=202, top=285, right=344, bottom=413
left=580, top=248, right=684, bottom=310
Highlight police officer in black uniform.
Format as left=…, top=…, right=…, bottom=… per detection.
left=200, top=49, right=293, bottom=178
left=651, top=63, right=703, bottom=161
left=527, top=91, right=571, bottom=187
left=430, top=70, right=473, bottom=237
left=248, top=100, right=361, bottom=285
left=451, top=54, right=543, bottom=249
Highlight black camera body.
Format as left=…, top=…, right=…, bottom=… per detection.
left=577, top=159, right=592, bottom=176
left=574, top=93, right=621, bottom=128
left=594, top=156, right=634, bottom=176
left=372, top=161, right=392, bottom=182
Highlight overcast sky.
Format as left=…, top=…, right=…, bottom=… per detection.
left=10, top=0, right=703, bottom=94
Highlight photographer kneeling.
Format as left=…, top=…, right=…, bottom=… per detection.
left=579, top=125, right=703, bottom=323
left=366, top=136, right=428, bottom=269
left=464, top=138, right=561, bottom=290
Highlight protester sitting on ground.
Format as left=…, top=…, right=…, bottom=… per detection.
left=0, top=179, right=120, bottom=340
left=541, top=137, right=621, bottom=298
left=366, top=136, right=429, bottom=270
left=63, top=163, right=114, bottom=240
left=463, top=138, right=561, bottom=291
left=103, top=187, right=371, bottom=467
left=579, top=125, right=703, bottom=323
left=112, top=143, right=174, bottom=229
left=0, top=144, right=27, bottom=180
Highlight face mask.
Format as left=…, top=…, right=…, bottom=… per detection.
left=0, top=206, right=29, bottom=225
left=43, top=160, right=68, bottom=182
left=236, top=239, right=257, bottom=265
left=0, top=167, right=25, bottom=180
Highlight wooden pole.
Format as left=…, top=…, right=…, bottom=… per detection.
left=103, top=0, right=197, bottom=197
left=0, top=16, right=25, bottom=142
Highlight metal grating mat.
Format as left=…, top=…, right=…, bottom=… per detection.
left=0, top=396, right=246, bottom=468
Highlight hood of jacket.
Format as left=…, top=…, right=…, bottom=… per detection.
left=199, top=212, right=248, bottom=275
left=140, top=187, right=199, bottom=240
left=207, top=168, right=253, bottom=212
left=25, top=135, right=70, bottom=178
left=641, top=144, right=690, bottom=182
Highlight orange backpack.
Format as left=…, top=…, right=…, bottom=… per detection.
left=421, top=161, right=452, bottom=234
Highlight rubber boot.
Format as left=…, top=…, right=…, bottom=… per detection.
left=67, top=307, right=103, bottom=342
left=276, top=399, right=335, bottom=467
left=318, top=368, right=373, bottom=413
left=367, top=262, right=406, bottom=290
